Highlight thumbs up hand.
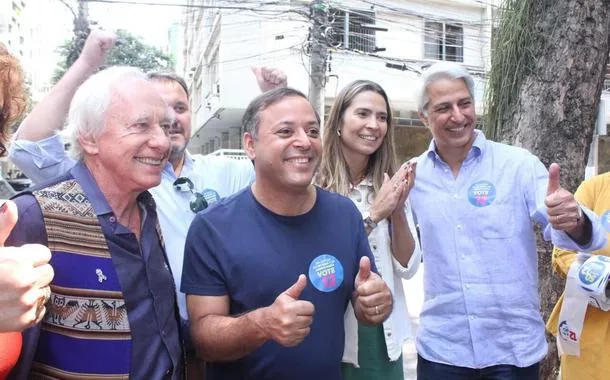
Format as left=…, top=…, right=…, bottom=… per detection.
left=353, top=257, right=393, bottom=325
left=0, top=200, right=54, bottom=332
left=545, top=163, right=584, bottom=234
left=260, top=275, right=315, bottom=347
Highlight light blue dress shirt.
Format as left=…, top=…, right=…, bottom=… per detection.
left=9, top=135, right=255, bottom=319
left=409, top=130, right=606, bottom=369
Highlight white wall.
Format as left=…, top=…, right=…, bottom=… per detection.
left=186, top=0, right=493, bottom=136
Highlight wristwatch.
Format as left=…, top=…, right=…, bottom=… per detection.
left=362, top=211, right=378, bottom=230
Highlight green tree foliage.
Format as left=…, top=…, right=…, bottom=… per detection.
left=52, top=29, right=174, bottom=83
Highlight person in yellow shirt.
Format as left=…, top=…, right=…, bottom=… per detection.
left=547, top=171, right=610, bottom=379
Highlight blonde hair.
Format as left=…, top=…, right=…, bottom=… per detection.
left=316, top=80, right=398, bottom=196
left=0, top=43, right=27, bottom=157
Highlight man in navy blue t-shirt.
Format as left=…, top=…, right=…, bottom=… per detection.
left=181, top=88, right=393, bottom=380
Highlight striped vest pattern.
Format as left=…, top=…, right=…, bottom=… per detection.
left=30, top=179, right=131, bottom=379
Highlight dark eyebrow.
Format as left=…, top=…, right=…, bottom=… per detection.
left=432, top=102, right=451, bottom=110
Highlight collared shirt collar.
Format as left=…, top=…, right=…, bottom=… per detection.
left=162, top=150, right=195, bottom=180
left=70, top=161, right=113, bottom=216
left=70, top=161, right=155, bottom=217
left=425, top=129, right=486, bottom=163
left=356, top=176, right=374, bottom=187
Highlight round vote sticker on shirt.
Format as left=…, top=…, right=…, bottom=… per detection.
left=201, top=189, right=221, bottom=204
left=467, top=181, right=496, bottom=207
left=601, top=210, right=610, bottom=232
left=308, top=254, right=344, bottom=293
left=578, top=261, right=605, bottom=286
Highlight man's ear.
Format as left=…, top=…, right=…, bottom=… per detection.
left=243, top=132, right=256, bottom=161
left=418, top=111, right=429, bottom=128
left=78, top=133, right=100, bottom=155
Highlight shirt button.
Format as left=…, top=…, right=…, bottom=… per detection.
left=386, top=332, right=392, bottom=337
left=109, top=216, right=116, bottom=223
left=465, top=284, right=470, bottom=289
left=454, top=194, right=459, bottom=199
left=461, top=254, right=465, bottom=260
left=372, top=245, right=377, bottom=250
left=469, top=315, right=475, bottom=321
left=456, top=224, right=462, bottom=230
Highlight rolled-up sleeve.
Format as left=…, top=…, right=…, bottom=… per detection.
left=9, top=135, right=76, bottom=184
left=391, top=201, right=421, bottom=279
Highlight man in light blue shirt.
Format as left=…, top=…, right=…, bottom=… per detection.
left=8, top=30, right=285, bottom=351
left=409, top=62, right=606, bottom=379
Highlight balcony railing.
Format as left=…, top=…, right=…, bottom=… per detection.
left=208, top=149, right=249, bottom=160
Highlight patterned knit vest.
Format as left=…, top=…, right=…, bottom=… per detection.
left=30, top=180, right=131, bottom=379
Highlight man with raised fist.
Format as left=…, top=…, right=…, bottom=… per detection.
left=181, top=88, right=392, bottom=380
left=410, top=62, right=606, bottom=380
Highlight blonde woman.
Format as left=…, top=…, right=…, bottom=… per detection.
left=316, top=80, right=421, bottom=379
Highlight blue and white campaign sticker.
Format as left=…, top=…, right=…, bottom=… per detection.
left=308, top=254, right=344, bottom=293
left=578, top=261, right=605, bottom=287
left=200, top=189, right=221, bottom=205
left=467, top=181, right=496, bottom=207
left=598, top=256, right=610, bottom=263
left=602, top=210, right=610, bottom=232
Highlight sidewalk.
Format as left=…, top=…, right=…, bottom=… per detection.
left=402, top=263, right=424, bottom=379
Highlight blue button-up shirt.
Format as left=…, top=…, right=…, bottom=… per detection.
left=410, top=130, right=606, bottom=368
left=7, top=162, right=183, bottom=379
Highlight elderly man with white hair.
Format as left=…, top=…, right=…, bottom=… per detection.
left=408, top=62, right=606, bottom=379
left=5, top=66, right=183, bottom=379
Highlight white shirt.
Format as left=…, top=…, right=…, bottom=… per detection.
left=343, top=178, right=422, bottom=366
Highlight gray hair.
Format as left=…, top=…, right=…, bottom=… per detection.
left=242, top=87, right=319, bottom=139
left=66, top=66, right=148, bottom=160
left=417, top=62, right=475, bottom=115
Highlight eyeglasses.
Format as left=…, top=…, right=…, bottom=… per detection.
left=173, top=177, right=208, bottom=213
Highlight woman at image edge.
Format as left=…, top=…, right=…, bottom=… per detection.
left=316, top=80, right=421, bottom=379
left=0, top=42, right=29, bottom=379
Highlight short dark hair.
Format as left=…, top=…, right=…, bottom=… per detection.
left=147, top=71, right=189, bottom=99
left=242, top=87, right=319, bottom=139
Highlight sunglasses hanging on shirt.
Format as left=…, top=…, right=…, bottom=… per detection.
left=172, top=177, right=221, bottom=213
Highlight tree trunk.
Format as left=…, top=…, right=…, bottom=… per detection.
left=493, top=0, right=610, bottom=378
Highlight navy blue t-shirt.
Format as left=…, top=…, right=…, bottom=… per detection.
left=181, top=186, right=375, bottom=380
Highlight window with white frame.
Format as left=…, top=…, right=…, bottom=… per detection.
left=424, top=21, right=463, bottom=62
left=206, top=46, right=219, bottom=97
left=329, top=8, right=376, bottom=53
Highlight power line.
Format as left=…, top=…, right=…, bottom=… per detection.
left=83, top=0, right=283, bottom=10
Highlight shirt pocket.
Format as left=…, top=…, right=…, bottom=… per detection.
left=473, top=198, right=516, bottom=239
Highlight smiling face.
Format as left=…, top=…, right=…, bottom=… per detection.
left=83, top=78, right=171, bottom=194
left=244, top=95, right=321, bottom=191
left=338, top=90, right=389, bottom=164
left=151, top=80, right=191, bottom=164
left=420, top=77, right=476, bottom=160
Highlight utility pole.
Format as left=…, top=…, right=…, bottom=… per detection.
left=308, top=0, right=329, bottom=129
left=75, top=0, right=89, bottom=36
